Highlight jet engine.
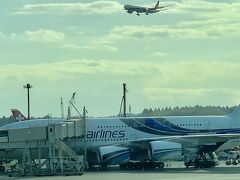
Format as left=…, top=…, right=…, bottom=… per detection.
left=97, top=146, right=130, bottom=165
left=148, top=141, right=183, bottom=161
left=127, top=10, right=133, bottom=14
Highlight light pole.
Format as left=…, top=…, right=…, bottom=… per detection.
left=123, top=83, right=127, bottom=117
left=24, top=83, right=32, bottom=120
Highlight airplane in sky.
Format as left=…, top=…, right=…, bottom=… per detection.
left=1, top=106, right=240, bottom=171
left=124, top=1, right=172, bottom=16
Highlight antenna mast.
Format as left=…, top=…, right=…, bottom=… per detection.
left=60, top=97, right=64, bottom=118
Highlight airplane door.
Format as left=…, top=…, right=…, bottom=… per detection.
left=48, top=126, right=55, bottom=141
left=205, top=120, right=211, bottom=130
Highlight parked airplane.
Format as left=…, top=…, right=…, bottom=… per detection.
left=124, top=1, right=172, bottom=16
left=11, top=109, right=26, bottom=121
left=1, top=106, right=240, bottom=170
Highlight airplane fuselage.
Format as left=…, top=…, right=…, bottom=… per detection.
left=124, top=5, right=148, bottom=14
left=1, top=114, right=240, bottom=163
left=70, top=115, right=240, bottom=150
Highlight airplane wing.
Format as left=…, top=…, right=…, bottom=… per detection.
left=158, top=4, right=175, bottom=10
left=117, top=133, right=240, bottom=148
left=160, top=4, right=174, bottom=8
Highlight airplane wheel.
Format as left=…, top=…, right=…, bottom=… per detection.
left=0, top=166, right=5, bottom=172
left=158, top=162, right=165, bottom=169
left=143, top=162, right=155, bottom=169
left=88, top=164, right=94, bottom=171
left=120, top=163, right=128, bottom=170
left=233, top=161, right=238, bottom=165
left=100, top=164, right=108, bottom=171
left=134, top=162, right=143, bottom=170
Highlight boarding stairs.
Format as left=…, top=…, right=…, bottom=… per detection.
left=48, top=138, right=84, bottom=175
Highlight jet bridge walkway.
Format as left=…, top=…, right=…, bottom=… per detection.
left=0, top=118, right=86, bottom=177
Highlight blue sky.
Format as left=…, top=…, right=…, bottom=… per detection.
left=1, top=0, right=240, bottom=117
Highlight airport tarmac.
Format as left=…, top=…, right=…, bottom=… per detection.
left=1, top=162, right=240, bottom=180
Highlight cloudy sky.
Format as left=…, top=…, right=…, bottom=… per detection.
left=1, top=0, right=240, bottom=117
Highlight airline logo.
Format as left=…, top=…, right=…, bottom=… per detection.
left=87, top=130, right=125, bottom=139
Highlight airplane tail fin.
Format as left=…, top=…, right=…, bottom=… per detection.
left=155, top=1, right=160, bottom=9
left=11, top=109, right=27, bottom=121
left=227, top=105, right=240, bottom=118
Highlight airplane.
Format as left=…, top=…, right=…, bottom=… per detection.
left=0, top=109, right=26, bottom=127
left=11, top=109, right=27, bottom=121
left=1, top=106, right=240, bottom=171
left=124, top=1, right=172, bottom=16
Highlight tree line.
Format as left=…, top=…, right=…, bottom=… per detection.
left=140, top=105, right=237, bottom=117
left=0, top=105, right=238, bottom=120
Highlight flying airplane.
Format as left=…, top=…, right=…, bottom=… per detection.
left=124, top=1, right=172, bottom=16
left=1, top=106, right=240, bottom=171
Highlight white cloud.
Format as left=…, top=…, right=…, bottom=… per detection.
left=1, top=59, right=240, bottom=116
left=0, top=31, right=4, bottom=38
left=96, top=19, right=240, bottom=45
left=0, top=31, right=11, bottom=39
left=94, top=25, right=214, bottom=45
left=84, top=44, right=118, bottom=52
left=15, top=1, right=123, bottom=15
left=62, top=43, right=82, bottom=50
left=173, top=2, right=240, bottom=26
left=168, top=0, right=240, bottom=15
left=173, top=1, right=240, bottom=38
left=153, top=51, right=166, bottom=57
left=142, top=87, right=240, bottom=107
left=62, top=43, right=118, bottom=52
left=23, top=29, right=64, bottom=42
left=1, top=59, right=240, bottom=87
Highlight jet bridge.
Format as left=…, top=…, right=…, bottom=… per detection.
left=0, top=118, right=86, bottom=176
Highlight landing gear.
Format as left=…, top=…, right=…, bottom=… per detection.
left=185, top=152, right=219, bottom=168
left=0, top=166, right=5, bottom=172
left=120, top=161, right=164, bottom=170
left=0, top=161, right=5, bottom=172
left=157, top=162, right=165, bottom=169
left=225, top=159, right=239, bottom=165
left=197, top=152, right=218, bottom=168
left=100, top=164, right=108, bottom=171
